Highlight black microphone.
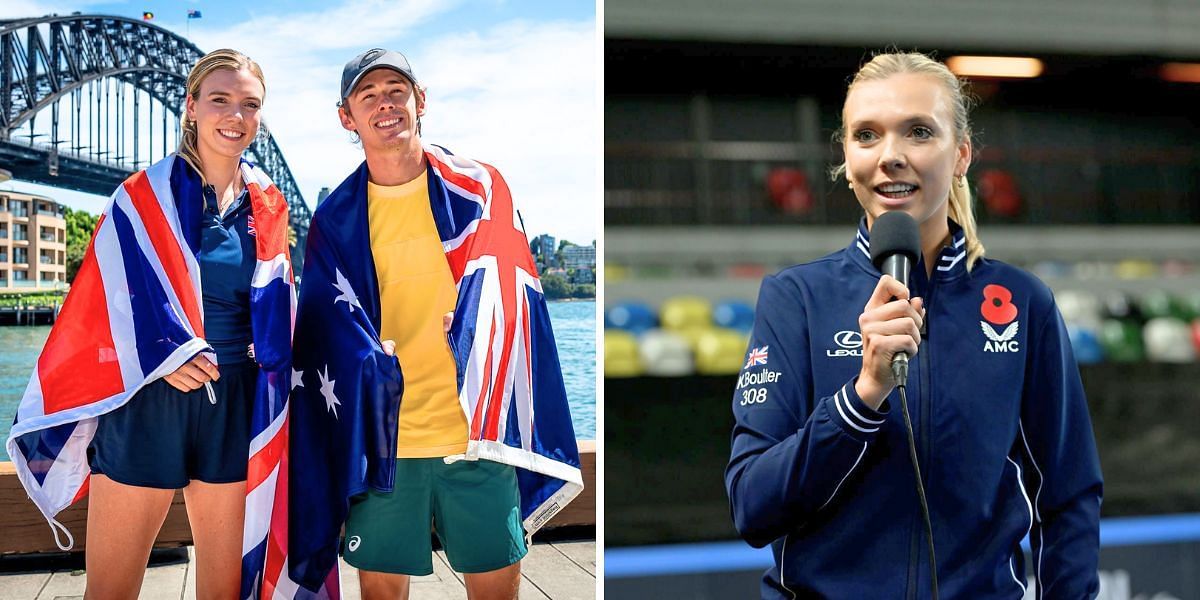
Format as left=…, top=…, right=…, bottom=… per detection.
left=869, top=211, right=920, bottom=388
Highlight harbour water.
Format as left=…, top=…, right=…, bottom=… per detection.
left=0, top=301, right=596, bottom=460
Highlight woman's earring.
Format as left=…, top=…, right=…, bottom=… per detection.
left=847, top=181, right=854, bottom=190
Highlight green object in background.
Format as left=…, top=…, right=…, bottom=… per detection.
left=1100, top=318, right=1144, bottom=362
left=1176, top=291, right=1200, bottom=322
left=0, top=292, right=64, bottom=308
left=1138, top=289, right=1187, bottom=321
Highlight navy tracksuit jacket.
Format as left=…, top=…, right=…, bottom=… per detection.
left=725, top=220, right=1103, bottom=599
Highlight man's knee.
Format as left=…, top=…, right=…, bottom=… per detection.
left=358, top=569, right=411, bottom=600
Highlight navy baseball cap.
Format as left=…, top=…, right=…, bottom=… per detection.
left=340, top=48, right=417, bottom=102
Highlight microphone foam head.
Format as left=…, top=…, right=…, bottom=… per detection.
left=869, top=211, right=921, bottom=272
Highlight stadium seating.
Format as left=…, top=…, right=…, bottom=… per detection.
left=605, top=301, right=658, bottom=335
left=659, top=296, right=713, bottom=332
left=605, top=330, right=644, bottom=377
left=638, top=329, right=694, bottom=376
left=605, top=289, right=1200, bottom=376
left=712, top=300, right=755, bottom=332
left=695, top=328, right=752, bottom=375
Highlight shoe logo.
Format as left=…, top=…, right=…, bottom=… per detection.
left=348, top=536, right=361, bottom=552
left=827, top=330, right=863, bottom=357
left=981, top=284, right=1020, bottom=353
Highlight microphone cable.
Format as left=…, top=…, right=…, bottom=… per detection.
left=894, top=356, right=938, bottom=599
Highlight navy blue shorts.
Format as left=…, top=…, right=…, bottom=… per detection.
left=89, top=361, right=257, bottom=489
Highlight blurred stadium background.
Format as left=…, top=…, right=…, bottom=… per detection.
left=602, top=1, right=1200, bottom=598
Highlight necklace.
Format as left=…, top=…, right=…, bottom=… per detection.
left=215, top=182, right=243, bottom=216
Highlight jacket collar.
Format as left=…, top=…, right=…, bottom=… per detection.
left=850, top=216, right=968, bottom=279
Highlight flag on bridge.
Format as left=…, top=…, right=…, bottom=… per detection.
left=262, top=143, right=584, bottom=598
left=187, top=9, right=202, bottom=19
left=142, top=11, right=154, bottom=20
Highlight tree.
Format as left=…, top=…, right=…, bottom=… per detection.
left=540, top=273, right=572, bottom=300
left=555, top=239, right=577, bottom=268
left=63, top=206, right=99, bottom=284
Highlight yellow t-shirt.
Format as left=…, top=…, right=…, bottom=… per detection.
left=367, top=171, right=469, bottom=458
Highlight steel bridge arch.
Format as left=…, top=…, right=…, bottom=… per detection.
left=1, top=13, right=311, bottom=257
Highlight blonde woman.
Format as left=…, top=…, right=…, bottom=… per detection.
left=725, top=52, right=1102, bottom=598
left=6, top=49, right=294, bottom=600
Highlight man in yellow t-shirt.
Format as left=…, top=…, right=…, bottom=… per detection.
left=334, top=48, right=525, bottom=600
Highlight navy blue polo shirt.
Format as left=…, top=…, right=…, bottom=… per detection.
left=200, top=185, right=255, bottom=365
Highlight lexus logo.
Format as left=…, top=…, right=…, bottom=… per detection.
left=834, top=330, right=863, bottom=349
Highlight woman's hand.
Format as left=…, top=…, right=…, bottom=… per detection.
left=855, top=274, right=925, bottom=410
left=163, top=355, right=220, bottom=392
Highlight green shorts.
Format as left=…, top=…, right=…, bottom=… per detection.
left=342, top=457, right=528, bottom=575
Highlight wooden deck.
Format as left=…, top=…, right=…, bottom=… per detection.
left=0, top=442, right=596, bottom=598
left=0, top=540, right=595, bottom=599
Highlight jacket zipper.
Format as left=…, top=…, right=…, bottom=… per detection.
left=905, top=266, right=939, bottom=600
left=918, top=271, right=940, bottom=599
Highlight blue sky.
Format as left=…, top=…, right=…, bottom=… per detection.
left=1, top=0, right=598, bottom=244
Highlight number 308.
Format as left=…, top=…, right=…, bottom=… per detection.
left=740, top=388, right=767, bottom=406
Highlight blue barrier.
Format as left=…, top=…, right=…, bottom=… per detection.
left=605, top=512, right=1200, bottom=578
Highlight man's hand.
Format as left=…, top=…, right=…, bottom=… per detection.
left=163, top=355, right=220, bottom=392
left=443, top=311, right=453, bottom=334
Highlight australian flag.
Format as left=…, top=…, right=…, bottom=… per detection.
left=261, top=144, right=583, bottom=598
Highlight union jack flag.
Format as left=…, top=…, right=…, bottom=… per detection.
left=3, top=156, right=295, bottom=584
left=269, top=144, right=583, bottom=598
left=745, top=346, right=769, bottom=369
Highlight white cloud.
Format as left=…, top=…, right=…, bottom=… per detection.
left=187, top=2, right=597, bottom=244
left=416, top=20, right=598, bottom=244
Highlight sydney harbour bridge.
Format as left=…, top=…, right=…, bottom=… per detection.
left=0, top=13, right=310, bottom=268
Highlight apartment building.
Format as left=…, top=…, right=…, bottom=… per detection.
left=0, top=191, right=67, bottom=291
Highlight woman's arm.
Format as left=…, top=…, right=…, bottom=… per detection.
left=725, top=274, right=907, bottom=547
left=1019, top=302, right=1103, bottom=596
